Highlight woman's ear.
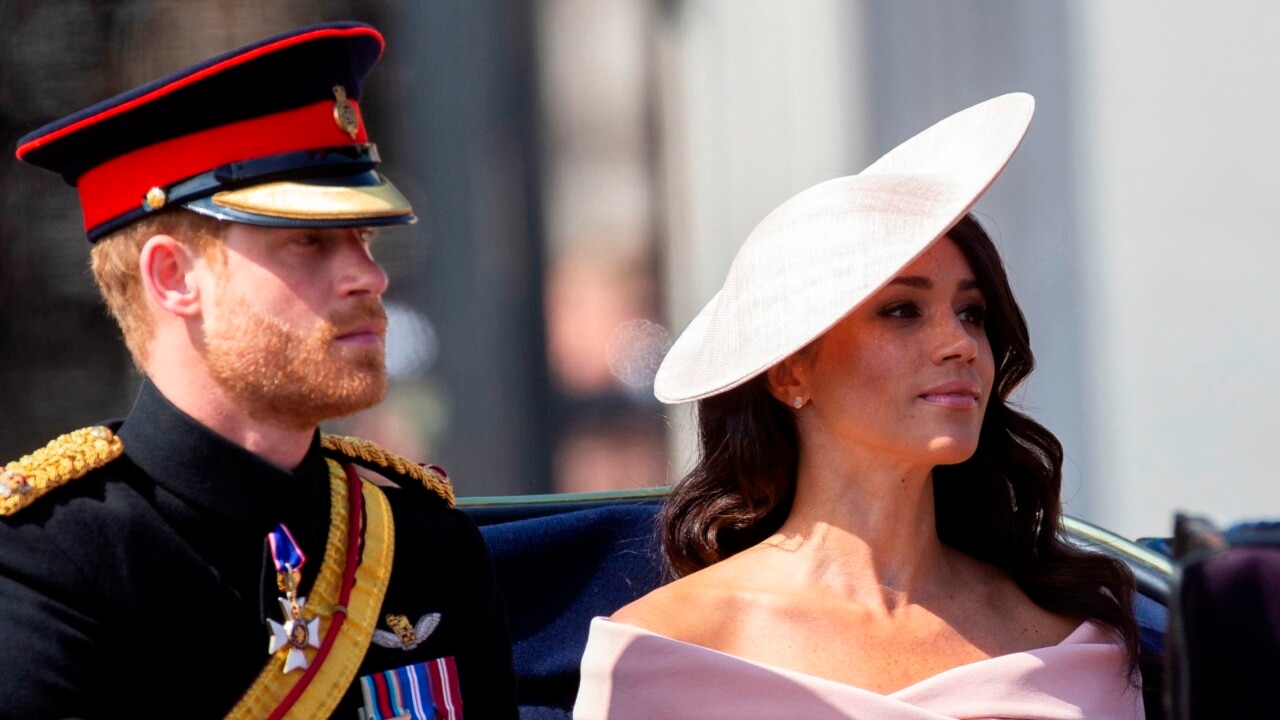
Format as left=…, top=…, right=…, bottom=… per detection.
left=766, top=353, right=810, bottom=409
left=139, top=234, right=201, bottom=318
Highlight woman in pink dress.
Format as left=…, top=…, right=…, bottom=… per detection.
left=575, top=94, right=1143, bottom=719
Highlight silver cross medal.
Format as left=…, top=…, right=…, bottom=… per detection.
left=267, top=565, right=320, bottom=673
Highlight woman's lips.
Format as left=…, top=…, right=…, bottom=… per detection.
left=919, top=381, right=980, bottom=409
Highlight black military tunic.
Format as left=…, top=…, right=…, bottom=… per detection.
left=0, top=381, right=517, bottom=718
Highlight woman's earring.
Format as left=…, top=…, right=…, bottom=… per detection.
left=792, top=396, right=805, bottom=409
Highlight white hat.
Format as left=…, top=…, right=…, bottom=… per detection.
left=654, top=92, right=1035, bottom=404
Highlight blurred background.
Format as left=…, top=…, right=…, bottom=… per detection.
left=2, top=0, right=1277, bottom=541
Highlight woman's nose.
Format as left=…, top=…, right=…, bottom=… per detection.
left=932, top=314, right=979, bottom=364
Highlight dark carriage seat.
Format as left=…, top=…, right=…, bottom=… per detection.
left=1165, top=515, right=1280, bottom=719
left=464, top=490, right=1171, bottom=719
left=468, top=491, right=666, bottom=719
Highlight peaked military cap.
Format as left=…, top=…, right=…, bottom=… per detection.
left=16, top=21, right=415, bottom=242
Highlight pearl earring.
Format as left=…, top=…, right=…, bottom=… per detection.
left=792, top=396, right=804, bottom=409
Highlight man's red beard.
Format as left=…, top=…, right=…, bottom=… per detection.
left=201, top=289, right=389, bottom=430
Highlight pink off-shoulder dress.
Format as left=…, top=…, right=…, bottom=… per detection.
left=573, top=618, right=1142, bottom=720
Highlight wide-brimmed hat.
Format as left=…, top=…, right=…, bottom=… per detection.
left=16, top=22, right=414, bottom=243
left=654, top=92, right=1035, bottom=404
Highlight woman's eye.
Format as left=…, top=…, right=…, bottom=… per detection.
left=958, top=304, right=986, bottom=327
left=879, top=302, right=920, bottom=319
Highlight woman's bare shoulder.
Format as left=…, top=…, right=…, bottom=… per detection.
left=610, top=563, right=752, bottom=645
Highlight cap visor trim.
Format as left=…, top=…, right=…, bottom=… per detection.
left=209, top=176, right=412, bottom=221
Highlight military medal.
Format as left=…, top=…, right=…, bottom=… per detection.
left=266, top=523, right=320, bottom=673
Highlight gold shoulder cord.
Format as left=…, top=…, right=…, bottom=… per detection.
left=320, top=434, right=454, bottom=507
left=1, top=426, right=124, bottom=516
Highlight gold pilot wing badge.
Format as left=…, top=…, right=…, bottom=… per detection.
left=372, top=612, right=441, bottom=651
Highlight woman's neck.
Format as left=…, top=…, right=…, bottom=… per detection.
left=760, top=439, right=953, bottom=614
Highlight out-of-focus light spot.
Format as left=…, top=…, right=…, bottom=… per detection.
left=606, top=318, right=669, bottom=390
left=385, top=301, right=438, bottom=380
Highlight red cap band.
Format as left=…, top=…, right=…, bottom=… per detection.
left=76, top=98, right=366, bottom=232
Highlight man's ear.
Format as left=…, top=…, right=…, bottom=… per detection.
left=139, top=235, right=201, bottom=318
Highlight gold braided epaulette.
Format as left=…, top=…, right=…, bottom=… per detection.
left=320, top=434, right=455, bottom=507
left=1, top=426, right=124, bottom=516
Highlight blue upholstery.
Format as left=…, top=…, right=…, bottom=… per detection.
left=477, top=501, right=665, bottom=718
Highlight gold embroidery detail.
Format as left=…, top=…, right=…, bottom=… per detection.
left=320, top=434, right=454, bottom=506
left=1, top=426, right=123, bottom=516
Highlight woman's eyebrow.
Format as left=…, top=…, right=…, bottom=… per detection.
left=890, top=275, right=977, bottom=293
left=890, top=276, right=931, bottom=289
left=889, top=276, right=981, bottom=291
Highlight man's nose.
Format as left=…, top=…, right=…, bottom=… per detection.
left=338, top=232, right=389, bottom=297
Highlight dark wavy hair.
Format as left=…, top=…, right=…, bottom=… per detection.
left=661, top=213, right=1139, bottom=674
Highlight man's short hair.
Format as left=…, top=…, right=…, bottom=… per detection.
left=90, top=210, right=226, bottom=370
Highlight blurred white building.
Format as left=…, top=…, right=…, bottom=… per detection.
left=645, top=0, right=1280, bottom=539
left=4, top=1, right=1275, bottom=537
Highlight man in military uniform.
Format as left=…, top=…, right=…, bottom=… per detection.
left=0, top=22, right=517, bottom=719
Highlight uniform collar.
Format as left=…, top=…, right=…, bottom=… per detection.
left=117, top=380, right=327, bottom=533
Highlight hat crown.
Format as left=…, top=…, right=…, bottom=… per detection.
left=17, top=22, right=384, bottom=180
left=654, top=93, right=1034, bottom=403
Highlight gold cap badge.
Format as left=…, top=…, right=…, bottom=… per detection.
left=332, top=85, right=360, bottom=140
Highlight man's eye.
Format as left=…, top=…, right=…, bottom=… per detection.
left=295, top=234, right=321, bottom=247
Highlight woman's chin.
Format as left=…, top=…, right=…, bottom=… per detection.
left=925, top=437, right=980, bottom=466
